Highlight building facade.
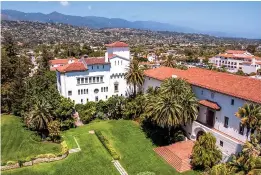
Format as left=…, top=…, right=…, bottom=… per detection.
left=143, top=66, right=261, bottom=160
left=209, top=50, right=261, bottom=74
left=54, top=41, right=131, bottom=104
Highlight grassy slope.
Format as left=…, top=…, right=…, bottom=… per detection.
left=1, top=115, right=61, bottom=163
left=2, top=119, right=198, bottom=175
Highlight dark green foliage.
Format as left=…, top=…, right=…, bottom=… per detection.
left=191, top=133, right=222, bottom=170
left=75, top=102, right=96, bottom=124
left=95, top=131, right=120, bottom=160
left=123, top=94, right=146, bottom=120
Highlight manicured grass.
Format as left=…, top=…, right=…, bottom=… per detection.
left=1, top=115, right=61, bottom=163
left=2, top=119, right=198, bottom=175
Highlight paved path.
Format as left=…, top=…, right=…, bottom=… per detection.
left=112, top=160, right=128, bottom=175
left=69, top=137, right=81, bottom=154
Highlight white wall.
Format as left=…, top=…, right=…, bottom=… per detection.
left=242, top=64, right=260, bottom=74
left=143, top=76, right=251, bottom=157
left=58, top=55, right=130, bottom=104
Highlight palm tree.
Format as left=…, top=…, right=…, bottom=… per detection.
left=181, top=92, right=198, bottom=125
left=125, top=60, right=144, bottom=97
left=235, top=103, right=261, bottom=137
left=26, top=99, right=53, bottom=138
left=162, top=54, right=176, bottom=68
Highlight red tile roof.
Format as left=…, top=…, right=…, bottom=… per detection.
left=84, top=57, right=109, bottom=65
left=199, top=100, right=221, bottom=110
left=144, top=66, right=261, bottom=104
left=105, top=41, right=129, bottom=47
left=49, top=58, right=78, bottom=65
left=226, top=50, right=247, bottom=54
left=108, top=54, right=117, bottom=59
left=56, top=62, right=87, bottom=73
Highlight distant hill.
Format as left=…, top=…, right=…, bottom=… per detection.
left=1, top=9, right=259, bottom=39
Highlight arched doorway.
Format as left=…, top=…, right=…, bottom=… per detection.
left=196, top=130, right=205, bottom=140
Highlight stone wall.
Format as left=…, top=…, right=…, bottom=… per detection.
left=1, top=153, right=68, bottom=171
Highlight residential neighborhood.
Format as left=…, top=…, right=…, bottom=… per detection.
left=1, top=1, right=261, bottom=175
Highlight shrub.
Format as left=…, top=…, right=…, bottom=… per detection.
left=61, top=141, right=69, bottom=154
left=172, top=129, right=186, bottom=143
left=18, top=160, right=25, bottom=167
left=1, top=162, right=7, bottom=166
left=95, top=131, right=120, bottom=160
left=6, top=161, right=17, bottom=166
left=47, top=120, right=61, bottom=142
left=191, top=133, right=222, bottom=170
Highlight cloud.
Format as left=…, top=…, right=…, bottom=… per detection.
left=60, top=1, right=69, bottom=6
left=88, top=5, right=92, bottom=10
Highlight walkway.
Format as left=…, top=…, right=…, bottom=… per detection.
left=112, top=160, right=128, bottom=175
left=154, top=140, right=194, bottom=173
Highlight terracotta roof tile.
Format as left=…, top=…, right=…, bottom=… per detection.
left=56, top=62, right=87, bottom=73
left=84, top=57, right=109, bottom=65
left=199, top=100, right=221, bottom=110
left=49, top=58, right=78, bottom=65
left=105, top=41, right=129, bottom=47
left=144, top=66, right=261, bottom=104
left=226, top=50, right=247, bottom=54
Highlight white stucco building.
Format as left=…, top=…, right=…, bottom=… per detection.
left=54, top=41, right=131, bottom=104
left=143, top=66, right=261, bottom=160
left=209, top=50, right=261, bottom=74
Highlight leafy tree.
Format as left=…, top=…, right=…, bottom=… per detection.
left=107, top=96, right=125, bottom=119
left=25, top=99, right=53, bottom=138
left=75, top=102, right=96, bottom=124
left=208, top=164, right=233, bottom=175
left=191, top=133, right=222, bottom=170
left=235, top=70, right=245, bottom=76
left=162, top=54, right=176, bottom=68
left=246, top=45, right=256, bottom=54
left=235, top=103, right=261, bottom=138
left=125, top=60, right=144, bottom=97
left=123, top=94, right=146, bottom=120
left=48, top=120, right=61, bottom=142
left=229, top=137, right=261, bottom=174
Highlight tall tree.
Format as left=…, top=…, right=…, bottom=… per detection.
left=235, top=103, right=261, bottom=138
left=162, top=54, right=176, bottom=68
left=191, top=133, right=222, bottom=170
left=125, top=60, right=144, bottom=97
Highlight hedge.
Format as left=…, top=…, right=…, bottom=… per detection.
left=95, top=131, right=120, bottom=160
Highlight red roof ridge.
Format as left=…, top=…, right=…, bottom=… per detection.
left=144, top=66, right=261, bottom=104
left=56, top=62, right=87, bottom=73
left=105, top=41, right=129, bottom=47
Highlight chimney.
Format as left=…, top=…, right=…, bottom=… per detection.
left=172, top=75, right=178, bottom=78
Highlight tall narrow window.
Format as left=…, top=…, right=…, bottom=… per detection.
left=77, top=78, right=80, bottom=85
left=81, top=89, right=83, bottom=94
left=118, top=61, right=119, bottom=65
left=97, top=77, right=100, bottom=83
left=115, top=61, right=116, bottom=65
left=89, top=77, right=92, bottom=83
left=93, top=77, right=95, bottom=83
left=81, top=99, right=83, bottom=104
left=68, top=91, right=72, bottom=96
left=121, top=60, right=123, bottom=65
left=84, top=89, right=86, bottom=94
left=224, top=116, right=229, bottom=128
left=101, top=76, right=103, bottom=82
left=106, top=87, right=108, bottom=92
left=87, top=89, right=88, bottom=94
left=92, top=66, right=93, bottom=69
left=95, top=96, right=98, bottom=102
left=101, top=87, right=103, bottom=92
left=239, top=123, right=244, bottom=135
left=97, top=66, right=99, bottom=69
left=231, top=99, right=234, bottom=105
left=81, top=78, right=84, bottom=84
left=114, top=84, right=119, bottom=92
left=78, top=90, right=80, bottom=95
left=85, top=78, right=88, bottom=84
left=211, top=92, right=215, bottom=99
left=103, top=65, right=104, bottom=69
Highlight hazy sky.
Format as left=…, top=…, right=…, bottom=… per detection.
left=2, top=1, right=261, bottom=38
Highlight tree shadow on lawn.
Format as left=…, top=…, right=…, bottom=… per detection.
left=141, top=119, right=186, bottom=147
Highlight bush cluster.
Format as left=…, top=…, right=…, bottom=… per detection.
left=95, top=131, right=120, bottom=160
left=1, top=141, right=69, bottom=168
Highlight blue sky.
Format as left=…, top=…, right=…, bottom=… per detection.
left=1, top=1, right=261, bottom=38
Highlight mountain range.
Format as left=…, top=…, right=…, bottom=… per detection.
left=0, top=9, right=256, bottom=39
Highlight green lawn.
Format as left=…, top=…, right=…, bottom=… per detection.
left=1, top=115, right=61, bottom=163
left=2, top=118, right=198, bottom=175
